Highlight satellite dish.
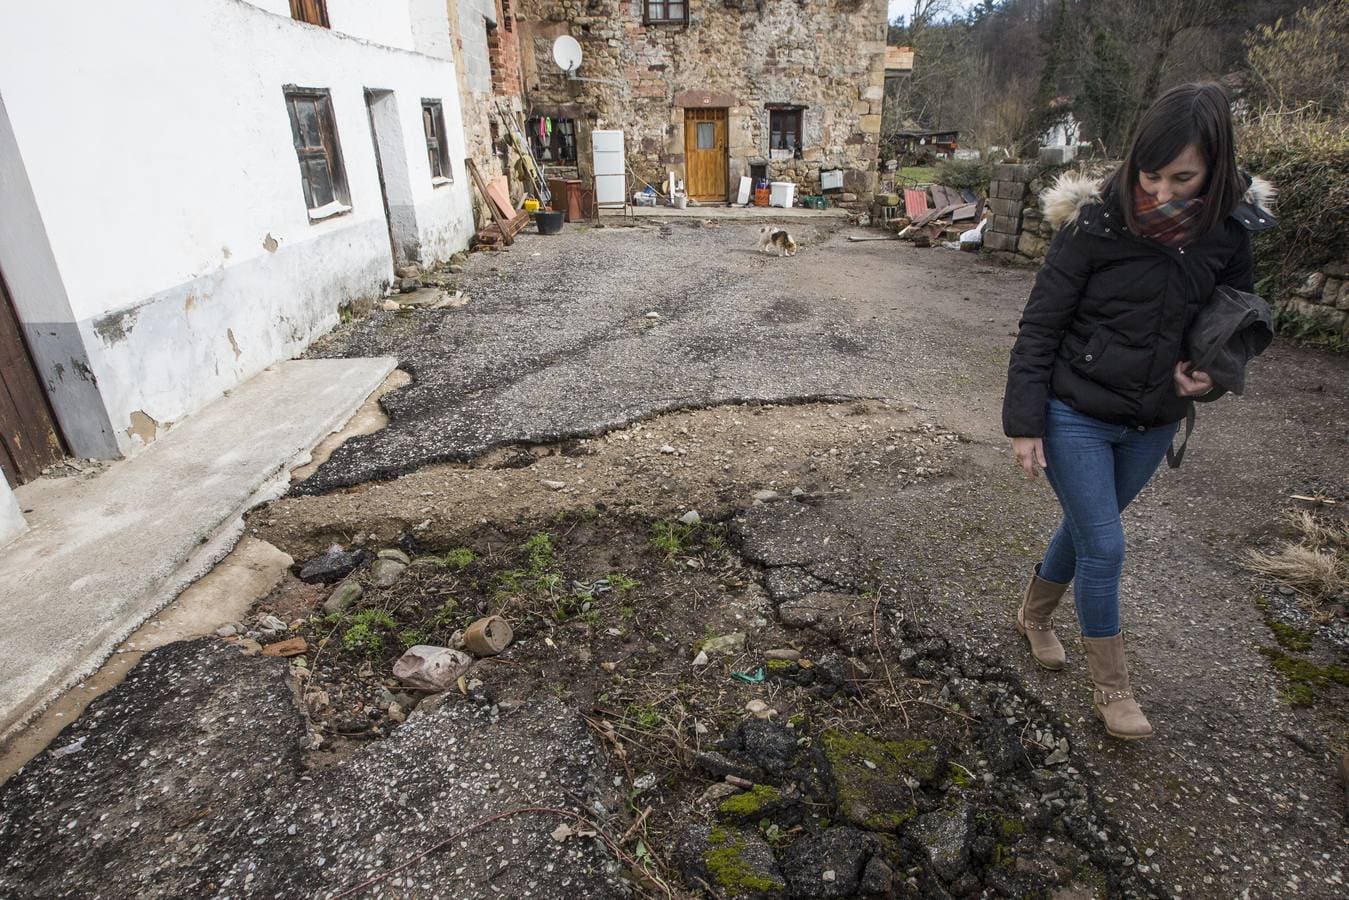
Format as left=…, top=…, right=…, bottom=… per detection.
left=552, top=35, right=583, bottom=74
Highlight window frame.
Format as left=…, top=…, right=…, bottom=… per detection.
left=527, top=115, right=577, bottom=165
left=289, top=0, right=330, bottom=28
left=422, top=99, right=453, bottom=185
left=643, top=0, right=689, bottom=25
left=283, top=86, right=351, bottom=221
left=768, top=108, right=804, bottom=157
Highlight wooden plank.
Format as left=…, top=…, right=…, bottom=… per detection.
left=466, top=158, right=513, bottom=247
left=486, top=176, right=516, bottom=221
left=0, top=273, right=65, bottom=485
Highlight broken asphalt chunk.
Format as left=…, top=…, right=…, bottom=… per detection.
left=297, top=545, right=368, bottom=584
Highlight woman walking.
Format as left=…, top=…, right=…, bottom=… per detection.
left=1002, top=83, right=1275, bottom=739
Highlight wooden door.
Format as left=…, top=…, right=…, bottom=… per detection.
left=684, top=108, right=727, bottom=201
left=0, top=272, right=66, bottom=486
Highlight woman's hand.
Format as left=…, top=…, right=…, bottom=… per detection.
left=1010, top=437, right=1047, bottom=479
left=1174, top=361, right=1214, bottom=398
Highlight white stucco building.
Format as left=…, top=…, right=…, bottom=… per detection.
left=0, top=0, right=474, bottom=498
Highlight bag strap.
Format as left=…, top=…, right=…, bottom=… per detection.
left=1166, top=402, right=1196, bottom=469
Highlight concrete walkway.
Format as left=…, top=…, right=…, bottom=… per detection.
left=0, top=357, right=396, bottom=743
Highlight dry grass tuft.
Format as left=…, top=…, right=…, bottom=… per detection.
left=1284, top=509, right=1349, bottom=551
left=1242, top=543, right=1347, bottom=599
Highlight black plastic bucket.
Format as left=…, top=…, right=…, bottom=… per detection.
left=536, top=211, right=564, bottom=235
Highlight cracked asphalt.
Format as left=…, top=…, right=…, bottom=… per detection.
left=302, top=219, right=1349, bottom=896
left=4, top=218, right=1346, bottom=898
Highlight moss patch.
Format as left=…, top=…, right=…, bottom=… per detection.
left=823, top=729, right=939, bottom=830
left=703, top=826, right=785, bottom=895
left=718, top=784, right=784, bottom=818
left=1254, top=595, right=1313, bottom=651
left=1260, top=646, right=1349, bottom=706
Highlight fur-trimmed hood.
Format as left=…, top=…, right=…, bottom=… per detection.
left=1040, top=171, right=1277, bottom=231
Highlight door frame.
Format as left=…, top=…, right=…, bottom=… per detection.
left=363, top=88, right=421, bottom=267
left=0, top=268, right=67, bottom=486
left=683, top=107, right=728, bottom=202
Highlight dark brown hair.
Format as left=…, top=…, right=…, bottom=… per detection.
left=1110, top=82, right=1246, bottom=238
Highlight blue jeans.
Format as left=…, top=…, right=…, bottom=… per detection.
left=1038, top=398, right=1178, bottom=637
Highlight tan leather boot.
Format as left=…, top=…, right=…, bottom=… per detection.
left=1081, top=633, right=1153, bottom=740
left=1015, top=565, right=1067, bottom=670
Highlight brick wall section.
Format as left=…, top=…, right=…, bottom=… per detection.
left=450, top=0, right=525, bottom=223
left=515, top=1, right=888, bottom=203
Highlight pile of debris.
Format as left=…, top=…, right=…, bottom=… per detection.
left=877, top=184, right=986, bottom=250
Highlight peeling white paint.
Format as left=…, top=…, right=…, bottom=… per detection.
left=0, top=0, right=474, bottom=457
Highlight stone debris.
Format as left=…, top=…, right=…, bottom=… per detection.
left=392, top=645, right=473, bottom=691
left=699, top=632, right=746, bottom=655
left=322, top=580, right=363, bottom=616
left=369, top=557, right=407, bottom=588
left=297, top=545, right=368, bottom=584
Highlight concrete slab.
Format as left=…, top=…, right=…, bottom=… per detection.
left=0, top=357, right=396, bottom=743
left=601, top=204, right=850, bottom=220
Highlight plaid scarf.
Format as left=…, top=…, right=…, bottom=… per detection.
left=1132, top=182, right=1205, bottom=248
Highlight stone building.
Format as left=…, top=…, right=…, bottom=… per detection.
left=448, top=0, right=527, bottom=213
left=512, top=1, right=889, bottom=204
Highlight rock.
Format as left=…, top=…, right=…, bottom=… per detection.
left=257, top=614, right=287, bottom=632
left=398, top=277, right=420, bottom=293
left=541, top=479, right=567, bottom=490
left=395, top=264, right=421, bottom=279
left=386, top=702, right=406, bottom=723
left=447, top=264, right=465, bottom=274
left=298, top=545, right=368, bottom=584
left=752, top=489, right=780, bottom=503
left=780, top=826, right=875, bottom=898
left=450, top=252, right=468, bottom=266
left=235, top=638, right=263, bottom=656
left=214, top=624, right=238, bottom=638
left=659, top=444, right=677, bottom=454
left=1292, top=271, right=1326, bottom=298
left=261, top=637, right=308, bottom=657
left=323, top=580, right=363, bottom=615
left=370, top=558, right=407, bottom=588
left=694, top=750, right=761, bottom=783
left=674, top=824, right=786, bottom=897
left=679, top=509, right=701, bottom=526
left=860, top=855, right=894, bottom=895
left=911, top=801, right=972, bottom=883
left=700, top=632, right=747, bottom=655
left=698, top=782, right=741, bottom=806
left=764, top=648, right=801, bottom=661
left=377, top=548, right=412, bottom=565
left=744, top=699, right=775, bottom=719
left=823, top=729, right=940, bottom=830
left=645, top=311, right=661, bottom=319
left=692, top=650, right=710, bottom=667
left=734, top=718, right=798, bottom=776
left=393, top=646, right=473, bottom=691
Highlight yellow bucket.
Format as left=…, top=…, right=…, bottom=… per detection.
left=523, top=198, right=540, bottom=214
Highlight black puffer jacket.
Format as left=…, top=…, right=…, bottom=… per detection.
left=1002, top=173, right=1276, bottom=437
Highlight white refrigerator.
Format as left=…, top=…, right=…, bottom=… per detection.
left=592, top=130, right=626, bottom=209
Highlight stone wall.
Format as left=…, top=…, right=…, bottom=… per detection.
left=981, top=163, right=1035, bottom=257
left=449, top=0, right=525, bottom=224
left=1282, top=264, right=1349, bottom=338
left=515, top=1, right=887, bottom=203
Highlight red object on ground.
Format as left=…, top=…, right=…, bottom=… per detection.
left=904, top=189, right=929, bottom=218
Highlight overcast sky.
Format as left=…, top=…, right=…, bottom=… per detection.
left=886, top=1, right=981, bottom=25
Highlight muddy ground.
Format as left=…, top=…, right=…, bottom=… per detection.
left=1, top=220, right=1346, bottom=899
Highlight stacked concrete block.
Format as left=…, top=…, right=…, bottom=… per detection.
left=983, top=163, right=1034, bottom=254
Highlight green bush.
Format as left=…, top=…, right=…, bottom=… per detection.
left=933, top=158, right=991, bottom=193
left=1239, top=111, right=1349, bottom=293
